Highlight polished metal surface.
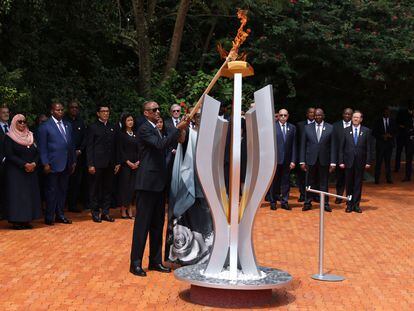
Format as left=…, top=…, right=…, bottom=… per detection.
left=306, top=188, right=346, bottom=282
left=238, top=85, right=277, bottom=276
left=196, top=95, right=230, bottom=275
left=311, top=274, right=345, bottom=282
left=229, top=73, right=243, bottom=277
left=175, top=264, right=292, bottom=290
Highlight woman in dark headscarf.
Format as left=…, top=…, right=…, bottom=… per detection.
left=4, top=114, right=41, bottom=229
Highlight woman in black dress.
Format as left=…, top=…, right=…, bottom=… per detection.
left=116, top=113, right=139, bottom=219
left=4, top=114, right=41, bottom=229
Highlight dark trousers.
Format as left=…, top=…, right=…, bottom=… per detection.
left=395, top=135, right=407, bottom=171
left=345, top=164, right=364, bottom=207
left=375, top=144, right=393, bottom=182
left=0, top=164, right=5, bottom=219
left=67, top=159, right=84, bottom=211
left=305, top=161, right=329, bottom=206
left=296, top=166, right=306, bottom=200
left=268, top=164, right=291, bottom=204
left=405, top=147, right=413, bottom=179
left=335, top=165, right=346, bottom=196
left=130, top=190, right=165, bottom=266
left=45, top=169, right=70, bottom=222
left=89, top=166, right=114, bottom=216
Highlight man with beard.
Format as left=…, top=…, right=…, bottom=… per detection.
left=300, top=108, right=336, bottom=212
left=332, top=108, right=353, bottom=203
left=38, top=102, right=76, bottom=225
left=339, top=111, right=372, bottom=213
left=130, top=101, right=189, bottom=277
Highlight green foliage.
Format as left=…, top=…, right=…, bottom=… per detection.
left=0, top=0, right=413, bottom=126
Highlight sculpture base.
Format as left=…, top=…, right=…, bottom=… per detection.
left=175, top=264, right=292, bottom=307
left=190, top=285, right=272, bottom=307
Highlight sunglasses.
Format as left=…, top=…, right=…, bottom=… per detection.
left=146, top=107, right=160, bottom=113
left=172, top=110, right=180, bottom=113
left=17, top=120, right=27, bottom=124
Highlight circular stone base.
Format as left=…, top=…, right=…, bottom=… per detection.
left=190, top=285, right=272, bottom=307
left=174, top=264, right=292, bottom=307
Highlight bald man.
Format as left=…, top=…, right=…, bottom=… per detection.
left=267, top=109, right=296, bottom=210
left=300, top=108, right=336, bottom=211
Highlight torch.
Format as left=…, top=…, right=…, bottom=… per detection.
left=187, top=9, right=252, bottom=120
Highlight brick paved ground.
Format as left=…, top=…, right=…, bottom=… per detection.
left=1, top=171, right=413, bottom=310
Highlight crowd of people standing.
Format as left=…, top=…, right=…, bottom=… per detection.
left=0, top=99, right=413, bottom=277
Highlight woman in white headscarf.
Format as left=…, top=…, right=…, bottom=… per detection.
left=4, top=114, right=41, bottom=229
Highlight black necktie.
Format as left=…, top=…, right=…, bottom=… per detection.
left=3, top=124, right=8, bottom=133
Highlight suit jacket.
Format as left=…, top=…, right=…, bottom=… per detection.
left=86, top=121, right=118, bottom=168
left=372, top=117, right=397, bottom=147
left=63, top=115, right=87, bottom=152
left=333, top=120, right=351, bottom=164
left=275, top=122, right=296, bottom=165
left=135, top=120, right=180, bottom=192
left=164, top=117, right=180, bottom=150
left=300, top=122, right=336, bottom=166
left=0, top=122, right=10, bottom=162
left=339, top=126, right=372, bottom=168
left=295, top=120, right=313, bottom=163
left=38, top=118, right=76, bottom=172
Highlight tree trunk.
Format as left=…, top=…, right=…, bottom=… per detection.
left=199, top=17, right=217, bottom=70
left=131, top=0, right=152, bottom=98
left=163, top=0, right=191, bottom=80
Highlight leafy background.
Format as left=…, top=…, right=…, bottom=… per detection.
left=0, top=0, right=413, bottom=125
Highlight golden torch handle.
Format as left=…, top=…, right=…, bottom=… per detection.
left=187, top=58, right=230, bottom=120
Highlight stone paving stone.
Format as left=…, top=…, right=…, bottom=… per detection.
left=0, top=171, right=413, bottom=310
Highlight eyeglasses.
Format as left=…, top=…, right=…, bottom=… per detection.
left=172, top=110, right=180, bottom=113
left=146, top=107, right=160, bottom=113
left=279, top=114, right=288, bottom=117
left=17, top=120, right=27, bottom=124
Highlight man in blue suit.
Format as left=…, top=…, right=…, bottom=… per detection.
left=267, top=109, right=296, bottom=210
left=38, top=102, right=76, bottom=225
left=300, top=108, right=336, bottom=212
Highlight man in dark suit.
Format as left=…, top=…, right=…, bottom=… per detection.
left=38, top=102, right=76, bottom=225
left=372, top=107, right=396, bottom=184
left=394, top=104, right=411, bottom=172
left=332, top=108, right=353, bottom=203
left=268, top=109, right=296, bottom=210
left=164, top=104, right=182, bottom=180
left=0, top=105, right=10, bottom=220
left=339, top=111, right=372, bottom=213
left=300, top=108, right=336, bottom=211
left=86, top=105, right=120, bottom=223
left=295, top=107, right=315, bottom=202
left=403, top=106, right=414, bottom=182
left=64, top=100, right=87, bottom=212
left=130, top=101, right=188, bottom=277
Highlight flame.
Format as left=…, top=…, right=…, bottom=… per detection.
left=217, top=9, right=251, bottom=61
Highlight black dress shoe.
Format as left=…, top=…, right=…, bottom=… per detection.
left=101, top=214, right=115, bottom=222
left=345, top=206, right=353, bottom=213
left=45, top=220, right=55, bottom=226
left=92, top=215, right=102, bottom=223
left=281, top=204, right=291, bottom=210
left=23, top=223, right=33, bottom=229
left=148, top=263, right=171, bottom=273
left=12, top=224, right=25, bottom=230
left=324, top=206, right=332, bottom=212
left=302, top=205, right=312, bottom=211
left=130, top=265, right=147, bottom=277
left=386, top=180, right=393, bottom=184
left=270, top=202, right=277, bottom=210
left=354, top=206, right=362, bottom=213
left=335, top=198, right=343, bottom=204
left=56, top=217, right=72, bottom=224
